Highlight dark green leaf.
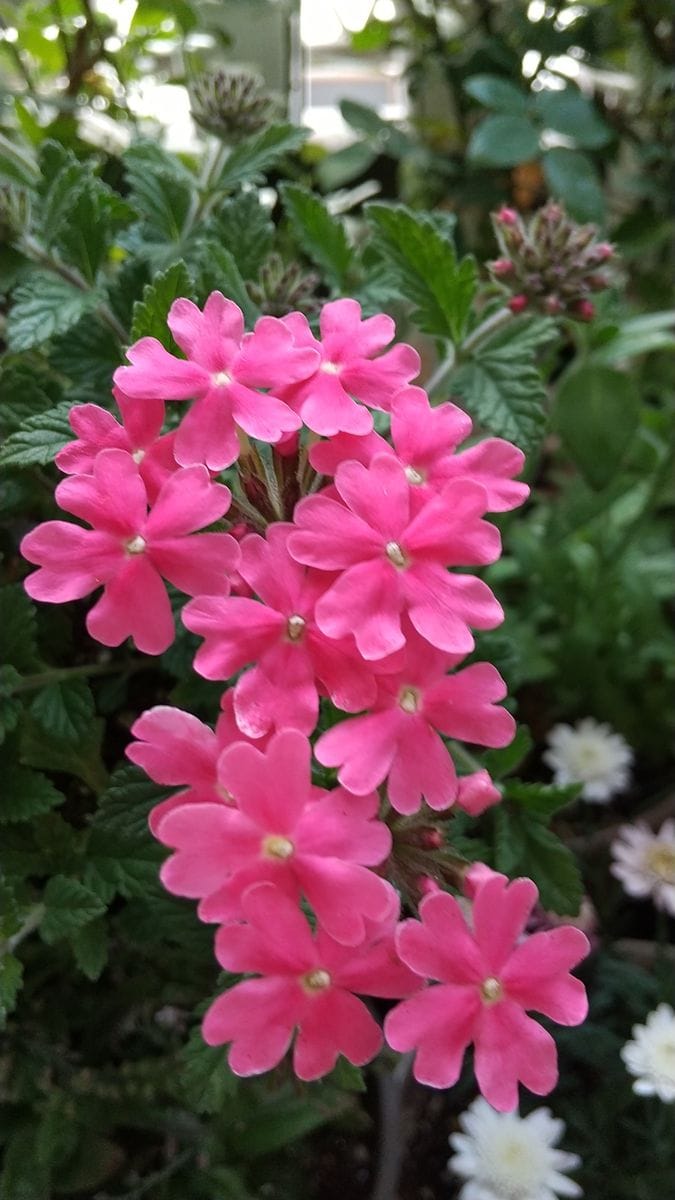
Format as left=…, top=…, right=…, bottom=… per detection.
left=0, top=1127, right=50, bottom=1200
left=0, top=401, right=73, bottom=468
left=542, top=148, right=604, bottom=223
left=463, top=74, right=527, bottom=114
left=49, top=315, right=122, bottom=389
left=0, top=765, right=63, bottom=824
left=0, top=586, right=39, bottom=671
left=84, top=827, right=163, bottom=901
left=123, top=141, right=194, bottom=243
left=493, top=807, right=583, bottom=914
left=467, top=114, right=540, bottom=167
left=504, top=779, right=582, bottom=821
left=0, top=666, right=22, bottom=745
left=215, top=123, right=308, bottom=192
left=340, top=100, right=413, bottom=157
left=554, top=365, right=640, bottom=489
left=194, top=243, right=259, bottom=326
left=481, top=726, right=533, bottom=779
left=130, top=260, right=195, bottom=348
left=366, top=202, right=477, bottom=342
left=0, top=953, right=23, bottom=1024
left=0, top=360, right=59, bottom=434
left=20, top=713, right=107, bottom=794
left=535, top=87, right=612, bottom=149
left=178, top=1026, right=238, bottom=1113
left=40, top=876, right=106, bottom=943
left=280, top=183, right=351, bottom=288
left=71, top=918, right=108, bottom=981
left=92, top=764, right=169, bottom=841
left=6, top=274, right=97, bottom=352
left=30, top=679, right=95, bottom=743
left=209, top=191, right=274, bottom=279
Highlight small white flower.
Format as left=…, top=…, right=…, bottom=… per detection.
left=448, top=1097, right=582, bottom=1200
left=610, top=819, right=675, bottom=916
left=543, top=717, right=632, bottom=802
left=621, top=1003, right=675, bottom=1103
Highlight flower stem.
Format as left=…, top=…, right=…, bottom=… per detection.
left=10, top=659, right=144, bottom=695
left=461, top=305, right=514, bottom=356
left=370, top=1053, right=414, bottom=1200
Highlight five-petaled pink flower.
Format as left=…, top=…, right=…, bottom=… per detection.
left=21, top=448, right=239, bottom=654
left=384, top=874, right=589, bottom=1111
left=289, top=454, right=503, bottom=660
left=202, top=881, right=420, bottom=1079
left=182, top=524, right=376, bottom=737
left=114, top=292, right=318, bottom=471
left=155, top=729, right=394, bottom=945
left=310, top=386, right=529, bottom=513
left=277, top=299, right=420, bottom=437
left=315, top=627, right=514, bottom=813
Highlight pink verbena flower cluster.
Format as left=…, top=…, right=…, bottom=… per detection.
left=21, top=293, right=589, bottom=1109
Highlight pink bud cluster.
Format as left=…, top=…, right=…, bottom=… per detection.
left=21, top=294, right=589, bottom=1109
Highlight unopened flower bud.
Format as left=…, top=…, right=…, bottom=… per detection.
left=190, top=69, right=277, bottom=142
left=508, top=294, right=529, bottom=314
left=489, top=257, right=514, bottom=277
left=544, top=294, right=563, bottom=315
left=496, top=206, right=519, bottom=226
left=574, top=298, right=595, bottom=321
left=420, top=828, right=443, bottom=849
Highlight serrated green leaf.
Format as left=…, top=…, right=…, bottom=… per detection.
left=0, top=361, right=60, bottom=435
left=178, top=1026, right=238, bottom=1113
left=0, top=130, right=39, bottom=187
left=554, top=365, right=640, bottom=490
left=209, top=191, right=274, bottom=279
left=194, top=243, right=260, bottom=325
left=84, top=827, right=163, bottom=902
left=130, top=260, right=194, bottom=348
left=0, top=586, right=39, bottom=671
left=92, top=763, right=169, bottom=840
left=71, top=917, right=108, bottom=981
left=30, top=679, right=95, bottom=743
left=20, top=713, right=107, bottom=794
left=6, top=274, right=97, bottom=352
left=463, top=74, right=527, bottom=114
left=366, top=203, right=477, bottom=342
left=504, top=779, right=582, bottom=821
left=215, top=123, right=308, bottom=192
left=123, top=141, right=194, bottom=243
left=40, top=876, right=106, bottom=943
left=452, top=319, right=553, bottom=452
left=0, top=666, right=23, bottom=745
left=49, top=315, right=122, bottom=389
left=467, top=114, right=540, bottom=167
left=0, top=765, right=63, bottom=824
left=56, top=180, right=133, bottom=283
left=0, top=400, right=73, bottom=468
left=493, top=806, right=583, bottom=915
left=481, top=727, right=534, bottom=780
left=280, top=183, right=351, bottom=288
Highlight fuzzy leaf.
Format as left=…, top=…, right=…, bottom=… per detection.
left=503, top=779, right=582, bottom=822
left=280, top=183, right=351, bottom=289
left=40, top=876, right=106, bottom=943
left=0, top=765, right=63, bottom=824
left=123, top=142, right=194, bottom=243
left=30, top=679, right=95, bottom=743
left=71, top=918, right=108, bottom=981
left=6, top=275, right=97, bottom=352
left=178, top=1026, right=238, bottom=1113
left=0, top=586, right=39, bottom=671
left=493, top=806, right=583, bottom=915
left=0, top=400, right=73, bottom=468
left=49, top=316, right=122, bottom=389
left=130, top=260, right=195, bottom=348
left=366, top=203, right=477, bottom=342
left=208, top=191, right=274, bottom=279
left=92, top=764, right=169, bottom=841
left=215, top=123, right=308, bottom=192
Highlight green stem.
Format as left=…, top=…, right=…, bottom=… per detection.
left=182, top=138, right=231, bottom=239
left=18, top=234, right=128, bottom=343
left=448, top=740, right=484, bottom=774
left=10, top=660, right=143, bottom=695
left=461, top=305, right=514, bottom=356
left=1, top=904, right=45, bottom=956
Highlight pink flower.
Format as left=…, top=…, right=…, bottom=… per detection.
left=456, top=770, right=502, bottom=816
left=289, top=454, right=503, bottom=660
left=315, top=629, right=515, bottom=814
left=114, top=292, right=318, bottom=471
left=310, top=387, right=529, bottom=513
left=277, top=299, right=420, bottom=436
left=182, top=525, right=376, bottom=737
left=384, top=875, right=589, bottom=1111
left=127, top=694, right=266, bottom=834
left=202, top=881, right=419, bottom=1079
left=21, top=449, right=239, bottom=655
left=56, top=389, right=177, bottom=502
left=155, top=729, right=395, bottom=945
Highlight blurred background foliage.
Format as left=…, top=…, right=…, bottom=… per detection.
left=0, top=2, right=673, bottom=1198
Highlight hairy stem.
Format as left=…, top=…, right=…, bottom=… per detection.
left=10, top=659, right=144, bottom=695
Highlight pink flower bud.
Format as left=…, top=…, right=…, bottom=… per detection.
left=508, top=294, right=529, bottom=314
left=544, top=295, right=563, bottom=315
left=574, top=298, right=595, bottom=322
left=490, top=257, right=514, bottom=277
left=593, top=242, right=614, bottom=263
left=421, top=828, right=443, bottom=849
left=496, top=206, right=519, bottom=226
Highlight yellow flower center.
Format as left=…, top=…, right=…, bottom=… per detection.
left=399, top=686, right=420, bottom=714
left=286, top=614, right=306, bottom=642
left=480, top=976, right=504, bottom=1004
left=125, top=535, right=146, bottom=555
left=385, top=540, right=407, bottom=568
left=647, top=845, right=675, bottom=885
left=261, top=834, right=294, bottom=860
left=302, top=968, right=331, bottom=993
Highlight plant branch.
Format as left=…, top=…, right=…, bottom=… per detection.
left=370, top=1053, right=414, bottom=1200
left=10, top=659, right=145, bottom=696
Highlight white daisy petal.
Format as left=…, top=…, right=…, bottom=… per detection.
left=621, top=1003, right=675, bottom=1104
left=544, top=717, right=632, bottom=803
left=611, top=822, right=675, bottom=914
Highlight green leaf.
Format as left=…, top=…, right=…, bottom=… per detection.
left=40, top=876, right=106, bottom=944
left=123, top=141, right=194, bottom=243
left=316, top=141, right=379, bottom=192
left=0, top=954, right=23, bottom=1024
left=234, top=1087, right=349, bottom=1158
left=0, top=130, right=39, bottom=187
left=178, top=1025, right=238, bottom=1113
left=340, top=100, right=413, bottom=158
left=535, top=87, right=612, bottom=149
left=215, top=123, right=308, bottom=192
left=467, top=114, right=540, bottom=167
left=30, top=679, right=95, bottom=743
left=493, top=807, right=583, bottom=915
left=554, top=365, right=640, bottom=489
left=92, top=764, right=169, bottom=841
left=71, top=918, right=108, bottom=981
left=0, top=765, right=63, bottom=824
left=130, top=260, right=194, bottom=348
left=452, top=319, right=553, bottom=452
left=481, top=726, right=533, bottom=780
left=209, top=191, right=274, bottom=279
left=542, top=148, right=604, bottom=223
left=6, top=274, right=96, bottom=352
left=0, top=586, right=39, bottom=671
left=0, top=666, right=22, bottom=745
left=0, top=1127, right=50, bottom=1200
left=504, top=779, right=582, bottom=822
left=280, top=183, right=351, bottom=288
left=0, top=401, right=73, bottom=468
left=463, top=74, right=527, bottom=114
left=194, top=243, right=259, bottom=326
left=56, top=181, right=133, bottom=283
left=49, top=315, right=122, bottom=389
left=366, top=202, right=477, bottom=342
left=0, top=360, right=60, bottom=434
left=20, top=713, right=107, bottom=794
left=590, top=312, right=675, bottom=364
left=84, top=827, right=163, bottom=902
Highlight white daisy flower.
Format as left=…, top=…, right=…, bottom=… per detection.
left=621, top=1003, right=675, bottom=1103
left=610, top=819, right=675, bottom=916
left=543, top=717, right=632, bottom=802
left=448, top=1097, right=582, bottom=1200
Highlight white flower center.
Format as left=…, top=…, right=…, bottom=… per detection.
left=215, top=784, right=234, bottom=803
left=131, top=448, right=145, bottom=464
left=486, top=1129, right=553, bottom=1198
left=286, top=614, right=306, bottom=642
left=480, top=976, right=504, bottom=1004
left=320, top=360, right=340, bottom=375
left=385, top=540, right=407, bottom=568
left=261, top=834, right=294, bottom=860
left=125, top=535, right=146, bottom=555
left=646, top=844, right=675, bottom=885
left=212, top=370, right=232, bottom=386
left=302, top=968, right=331, bottom=993
left=405, top=465, right=425, bottom=485
left=399, top=686, right=420, bottom=714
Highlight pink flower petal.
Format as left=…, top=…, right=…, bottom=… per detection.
left=293, top=988, right=382, bottom=1080
left=85, top=556, right=174, bottom=654
left=315, top=559, right=404, bottom=661
left=149, top=533, right=239, bottom=596
left=473, top=1001, right=559, bottom=1111
left=385, top=985, right=479, bottom=1088
left=202, top=977, right=303, bottom=1076
left=115, top=338, right=209, bottom=400
left=472, top=875, right=539, bottom=975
